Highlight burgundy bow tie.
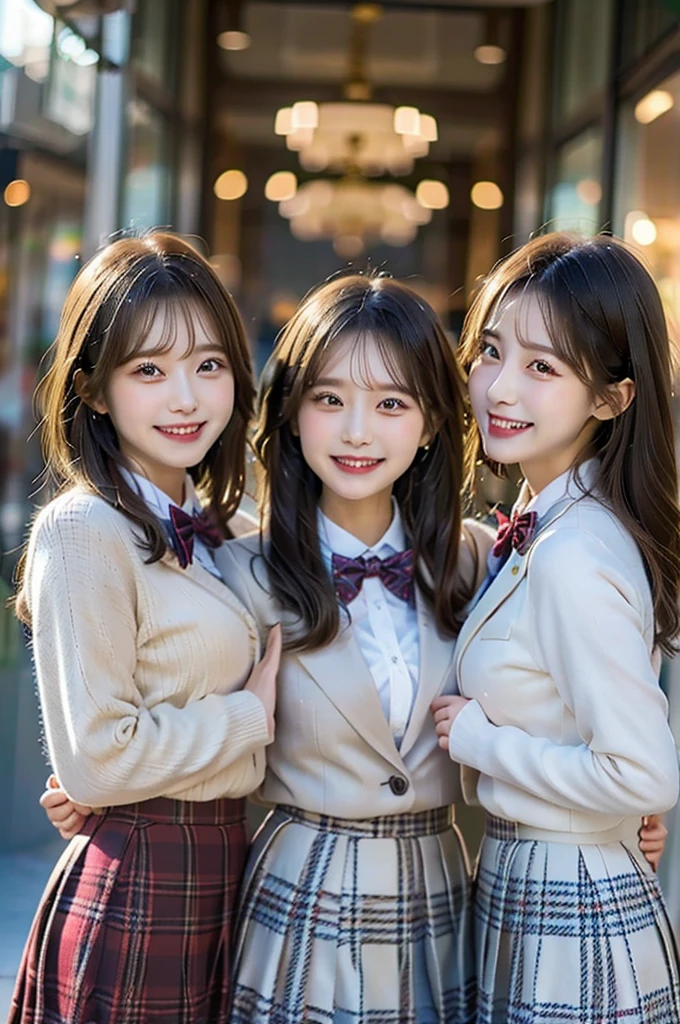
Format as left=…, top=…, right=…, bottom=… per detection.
left=331, top=549, right=415, bottom=606
left=167, top=504, right=223, bottom=568
left=492, top=509, right=537, bottom=562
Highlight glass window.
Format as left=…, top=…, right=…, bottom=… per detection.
left=546, top=127, right=603, bottom=232
left=555, top=0, right=614, bottom=126
left=620, top=0, right=680, bottom=68
left=122, top=99, right=172, bottom=229
left=131, top=0, right=178, bottom=90
left=613, top=69, right=680, bottom=320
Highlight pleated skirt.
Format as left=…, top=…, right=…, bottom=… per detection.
left=474, top=815, right=680, bottom=1024
left=230, top=804, right=475, bottom=1024
left=8, top=796, right=248, bottom=1024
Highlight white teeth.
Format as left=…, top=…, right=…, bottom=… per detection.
left=489, top=416, right=531, bottom=430
left=335, top=457, right=380, bottom=468
left=160, top=425, right=201, bottom=436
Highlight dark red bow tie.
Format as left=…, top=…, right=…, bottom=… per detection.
left=166, top=504, right=223, bottom=568
left=492, top=509, right=537, bottom=561
left=331, top=549, right=415, bottom=606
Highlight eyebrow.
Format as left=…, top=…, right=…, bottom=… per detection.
left=312, top=376, right=413, bottom=395
left=481, top=327, right=555, bottom=357
left=131, top=341, right=225, bottom=360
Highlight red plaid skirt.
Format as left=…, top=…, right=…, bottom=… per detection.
left=8, top=796, right=248, bottom=1024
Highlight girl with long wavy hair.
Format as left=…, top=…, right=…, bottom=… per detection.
left=433, top=232, right=680, bottom=1024
left=9, top=232, right=279, bottom=1024
left=221, top=270, right=491, bottom=1023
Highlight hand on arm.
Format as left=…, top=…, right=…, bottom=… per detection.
left=638, top=814, right=667, bottom=871
left=40, top=775, right=92, bottom=840
left=431, top=695, right=472, bottom=750
left=244, top=622, right=281, bottom=741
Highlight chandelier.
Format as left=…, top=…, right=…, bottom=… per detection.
left=278, top=178, right=432, bottom=257
left=274, top=3, right=438, bottom=178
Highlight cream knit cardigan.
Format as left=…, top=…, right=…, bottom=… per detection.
left=24, top=489, right=270, bottom=807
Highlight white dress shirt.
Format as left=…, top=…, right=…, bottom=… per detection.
left=318, top=505, right=419, bottom=745
left=121, top=469, right=222, bottom=579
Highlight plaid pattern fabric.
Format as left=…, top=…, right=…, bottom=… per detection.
left=473, top=816, right=680, bottom=1024
left=9, top=796, right=248, bottom=1024
left=230, top=804, right=475, bottom=1023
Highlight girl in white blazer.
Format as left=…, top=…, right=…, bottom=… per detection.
left=9, top=233, right=278, bottom=1024
left=433, top=232, right=680, bottom=1024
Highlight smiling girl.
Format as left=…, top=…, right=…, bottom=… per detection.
left=433, top=232, right=680, bottom=1023
left=219, top=272, right=491, bottom=1023
left=9, top=233, right=278, bottom=1024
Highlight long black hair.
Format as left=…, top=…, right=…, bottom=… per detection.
left=254, top=271, right=471, bottom=652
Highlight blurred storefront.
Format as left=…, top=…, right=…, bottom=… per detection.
left=513, top=0, right=680, bottom=926
left=0, top=0, right=209, bottom=848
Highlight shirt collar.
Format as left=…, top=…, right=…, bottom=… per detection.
left=514, top=457, right=599, bottom=520
left=120, top=468, right=199, bottom=519
left=318, top=501, right=407, bottom=565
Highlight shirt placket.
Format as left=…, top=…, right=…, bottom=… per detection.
left=364, top=576, right=413, bottom=742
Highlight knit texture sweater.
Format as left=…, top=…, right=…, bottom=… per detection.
left=24, top=488, right=270, bottom=807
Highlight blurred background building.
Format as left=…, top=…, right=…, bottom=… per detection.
left=1, top=0, right=680, bottom=916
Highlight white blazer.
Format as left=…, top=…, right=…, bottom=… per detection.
left=448, top=469, right=680, bottom=835
left=220, top=521, right=491, bottom=819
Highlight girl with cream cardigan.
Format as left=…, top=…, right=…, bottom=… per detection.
left=9, top=232, right=279, bottom=1024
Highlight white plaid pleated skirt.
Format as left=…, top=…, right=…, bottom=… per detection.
left=230, top=804, right=475, bottom=1024
left=474, top=816, right=680, bottom=1024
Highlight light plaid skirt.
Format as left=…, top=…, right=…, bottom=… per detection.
left=474, top=816, right=680, bottom=1024
left=230, top=804, right=475, bottom=1023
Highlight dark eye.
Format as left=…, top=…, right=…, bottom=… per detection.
left=198, top=358, right=223, bottom=372
left=530, top=359, right=556, bottom=376
left=312, top=392, right=342, bottom=406
left=380, top=397, right=406, bottom=411
left=136, top=362, right=161, bottom=378
left=479, top=339, right=500, bottom=359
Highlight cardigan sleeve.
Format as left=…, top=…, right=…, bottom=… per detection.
left=448, top=527, right=679, bottom=816
left=26, top=500, right=270, bottom=807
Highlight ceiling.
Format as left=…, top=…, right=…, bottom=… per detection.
left=215, top=1, right=553, bottom=164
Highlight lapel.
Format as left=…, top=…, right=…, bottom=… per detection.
left=296, top=621, right=403, bottom=771
left=399, top=586, right=455, bottom=758
left=454, top=493, right=582, bottom=686
left=162, top=544, right=261, bottom=658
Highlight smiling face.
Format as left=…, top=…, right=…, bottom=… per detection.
left=295, top=332, right=430, bottom=530
left=467, top=291, right=601, bottom=494
left=92, top=302, right=235, bottom=503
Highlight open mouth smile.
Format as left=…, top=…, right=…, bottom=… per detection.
left=487, top=415, right=533, bottom=437
left=155, top=422, right=206, bottom=441
left=331, top=456, right=385, bottom=474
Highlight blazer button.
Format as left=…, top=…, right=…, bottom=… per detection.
left=388, top=775, right=409, bottom=796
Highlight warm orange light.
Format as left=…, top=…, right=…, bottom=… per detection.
left=265, top=171, right=297, bottom=202
left=4, top=179, right=31, bottom=207
left=634, top=90, right=673, bottom=125
left=416, top=180, right=449, bottom=210
left=471, top=180, right=503, bottom=210
left=214, top=170, right=248, bottom=201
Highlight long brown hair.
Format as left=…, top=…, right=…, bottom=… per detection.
left=16, top=231, right=253, bottom=613
left=459, top=231, right=680, bottom=654
left=254, top=271, right=470, bottom=652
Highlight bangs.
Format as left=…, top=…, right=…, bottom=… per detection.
left=116, top=295, right=224, bottom=365
left=306, top=329, right=421, bottom=398
left=481, top=280, right=594, bottom=386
